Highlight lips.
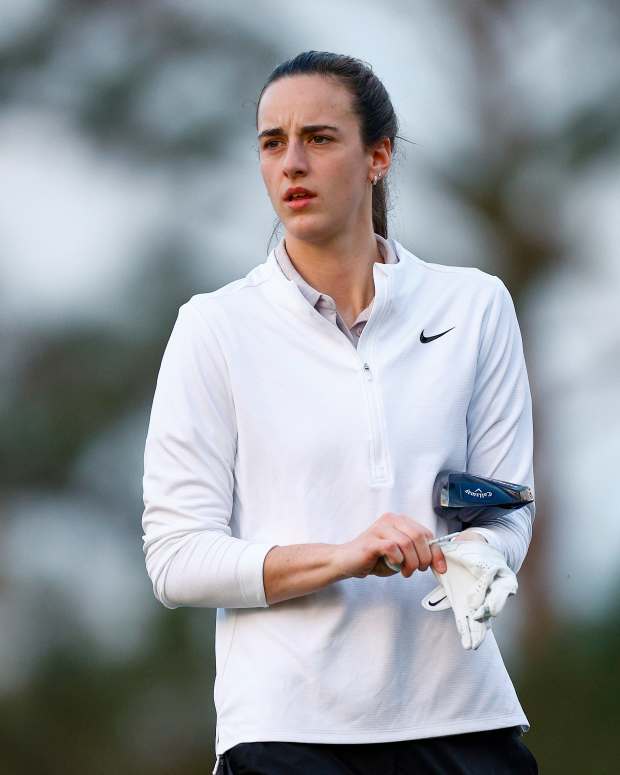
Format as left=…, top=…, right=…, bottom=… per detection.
left=285, top=196, right=316, bottom=210
left=283, top=187, right=317, bottom=202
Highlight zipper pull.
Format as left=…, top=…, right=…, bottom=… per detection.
left=363, top=362, right=373, bottom=380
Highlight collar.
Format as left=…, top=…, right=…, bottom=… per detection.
left=264, top=235, right=416, bottom=319
left=272, top=234, right=400, bottom=309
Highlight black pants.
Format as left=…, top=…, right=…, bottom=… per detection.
left=218, top=726, right=538, bottom=774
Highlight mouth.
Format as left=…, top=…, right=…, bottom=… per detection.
left=283, top=188, right=317, bottom=210
left=285, top=195, right=317, bottom=210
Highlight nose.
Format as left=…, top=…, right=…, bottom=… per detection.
left=282, top=137, right=309, bottom=178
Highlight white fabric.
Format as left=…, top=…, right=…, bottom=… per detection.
left=141, top=236, right=535, bottom=755
left=272, top=233, right=399, bottom=347
left=421, top=539, right=519, bottom=650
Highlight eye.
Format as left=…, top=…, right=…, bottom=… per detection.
left=261, top=135, right=332, bottom=151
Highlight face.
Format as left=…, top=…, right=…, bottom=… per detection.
left=256, top=74, right=389, bottom=244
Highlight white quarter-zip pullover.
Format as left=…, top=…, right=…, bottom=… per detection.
left=141, top=235, right=535, bottom=758
left=273, top=233, right=399, bottom=346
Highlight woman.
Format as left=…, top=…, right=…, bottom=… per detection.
left=141, top=51, right=538, bottom=774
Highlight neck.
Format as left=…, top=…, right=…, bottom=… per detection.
left=282, top=228, right=384, bottom=326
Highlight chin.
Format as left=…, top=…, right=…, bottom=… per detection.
left=283, top=217, right=338, bottom=244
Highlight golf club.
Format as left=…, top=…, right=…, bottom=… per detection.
left=381, top=470, right=534, bottom=573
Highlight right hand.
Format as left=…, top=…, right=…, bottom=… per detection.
left=335, top=512, right=447, bottom=579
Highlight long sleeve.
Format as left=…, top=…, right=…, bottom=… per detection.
left=141, top=300, right=278, bottom=609
left=464, top=276, right=535, bottom=573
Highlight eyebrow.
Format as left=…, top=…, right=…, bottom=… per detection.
left=257, top=124, right=340, bottom=141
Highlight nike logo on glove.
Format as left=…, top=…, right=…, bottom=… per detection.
left=420, top=327, right=455, bottom=343
left=428, top=595, right=447, bottom=607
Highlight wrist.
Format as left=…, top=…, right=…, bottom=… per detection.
left=454, top=529, right=488, bottom=543
left=329, top=544, right=352, bottom=582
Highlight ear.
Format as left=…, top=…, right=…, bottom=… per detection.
left=421, top=585, right=452, bottom=611
left=367, top=137, right=392, bottom=180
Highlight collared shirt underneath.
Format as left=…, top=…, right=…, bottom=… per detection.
left=273, top=233, right=400, bottom=347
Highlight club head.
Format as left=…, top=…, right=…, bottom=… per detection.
left=432, top=469, right=534, bottom=524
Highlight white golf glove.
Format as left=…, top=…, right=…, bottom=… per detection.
left=421, top=539, right=518, bottom=650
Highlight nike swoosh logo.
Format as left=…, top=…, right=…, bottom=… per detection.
left=428, top=595, right=447, bottom=607
left=420, top=327, right=455, bottom=343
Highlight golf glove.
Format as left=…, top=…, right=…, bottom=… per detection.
left=421, top=539, right=518, bottom=650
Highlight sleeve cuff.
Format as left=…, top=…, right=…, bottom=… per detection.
left=237, top=542, right=279, bottom=608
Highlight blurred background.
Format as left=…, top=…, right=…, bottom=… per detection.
left=1, top=0, right=619, bottom=772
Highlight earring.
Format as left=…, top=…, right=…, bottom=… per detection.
left=372, top=171, right=383, bottom=186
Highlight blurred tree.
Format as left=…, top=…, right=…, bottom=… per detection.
left=396, top=0, right=620, bottom=651
left=0, top=1, right=285, bottom=771
left=517, top=601, right=620, bottom=773
left=2, top=1, right=620, bottom=773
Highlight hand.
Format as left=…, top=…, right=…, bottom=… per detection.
left=336, top=513, right=447, bottom=579
left=421, top=537, right=518, bottom=650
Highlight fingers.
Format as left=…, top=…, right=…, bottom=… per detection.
left=374, top=515, right=447, bottom=578
left=457, top=611, right=489, bottom=650
left=487, top=575, right=518, bottom=615
left=381, top=526, right=432, bottom=576
left=467, top=565, right=518, bottom=617
left=413, top=532, right=434, bottom=571
left=430, top=543, right=447, bottom=574
left=466, top=568, right=497, bottom=610
left=472, top=575, right=518, bottom=621
left=456, top=613, right=472, bottom=650
left=391, top=516, right=436, bottom=573
left=378, top=540, right=404, bottom=573
left=469, top=616, right=488, bottom=650
left=379, top=530, right=410, bottom=574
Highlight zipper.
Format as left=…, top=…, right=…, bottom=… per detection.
left=359, top=358, right=391, bottom=484
left=297, top=260, right=393, bottom=486
left=356, top=268, right=392, bottom=486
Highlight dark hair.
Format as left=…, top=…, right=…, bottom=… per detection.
left=255, top=50, right=410, bottom=247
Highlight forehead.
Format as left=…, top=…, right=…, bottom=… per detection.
left=257, top=74, right=355, bottom=130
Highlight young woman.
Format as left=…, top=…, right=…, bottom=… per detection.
left=142, top=51, right=538, bottom=774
